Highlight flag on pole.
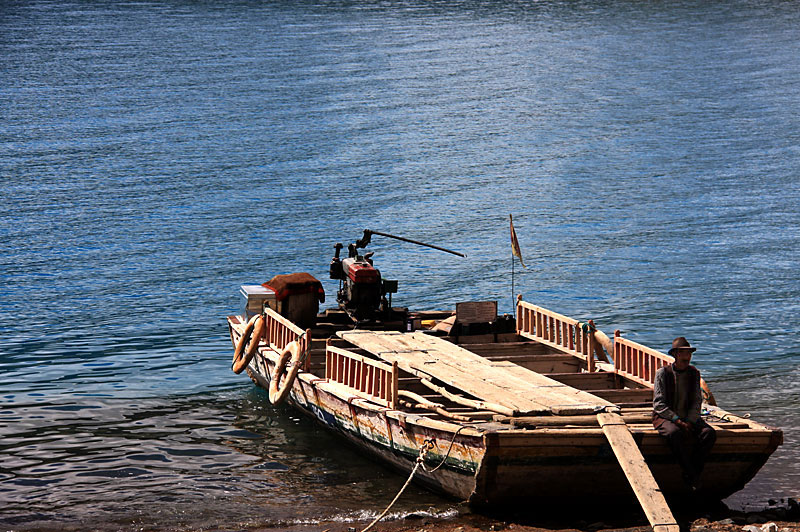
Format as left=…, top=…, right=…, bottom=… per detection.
left=509, top=214, right=525, bottom=268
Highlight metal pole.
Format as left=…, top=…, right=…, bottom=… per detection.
left=511, top=250, right=515, bottom=312
left=367, top=230, right=466, bottom=257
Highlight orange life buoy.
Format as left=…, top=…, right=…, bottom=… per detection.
left=592, top=328, right=613, bottom=363
left=269, top=340, right=302, bottom=405
left=700, top=378, right=717, bottom=406
left=232, top=314, right=265, bottom=374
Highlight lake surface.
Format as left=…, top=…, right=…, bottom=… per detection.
left=1, top=0, right=799, bottom=529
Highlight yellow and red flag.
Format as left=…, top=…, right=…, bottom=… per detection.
left=509, top=214, right=525, bottom=268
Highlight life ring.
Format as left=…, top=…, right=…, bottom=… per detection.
left=700, top=378, right=717, bottom=406
left=232, top=315, right=265, bottom=374
left=269, top=340, right=302, bottom=405
left=592, top=329, right=613, bottom=363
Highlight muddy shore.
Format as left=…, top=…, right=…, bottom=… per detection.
left=264, top=499, right=800, bottom=532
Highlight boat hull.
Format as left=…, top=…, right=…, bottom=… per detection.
left=231, top=321, right=781, bottom=506
left=245, top=360, right=482, bottom=500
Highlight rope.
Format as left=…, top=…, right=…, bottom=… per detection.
left=359, top=426, right=467, bottom=532
left=421, top=426, right=468, bottom=473
left=359, top=441, right=433, bottom=532
left=295, top=329, right=310, bottom=367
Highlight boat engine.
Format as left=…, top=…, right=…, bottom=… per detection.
left=329, top=229, right=463, bottom=323
left=330, top=243, right=397, bottom=322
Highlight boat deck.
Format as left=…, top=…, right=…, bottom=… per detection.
left=337, top=329, right=613, bottom=416
left=230, top=308, right=763, bottom=435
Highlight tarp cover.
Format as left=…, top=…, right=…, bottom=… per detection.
left=263, top=273, right=325, bottom=303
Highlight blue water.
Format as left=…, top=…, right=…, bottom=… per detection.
left=1, top=0, right=799, bottom=529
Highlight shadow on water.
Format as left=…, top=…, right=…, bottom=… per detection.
left=0, top=384, right=453, bottom=531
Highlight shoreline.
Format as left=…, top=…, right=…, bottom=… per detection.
left=254, top=499, right=800, bottom=532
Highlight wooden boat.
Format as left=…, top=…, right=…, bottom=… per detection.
left=226, top=234, right=781, bottom=530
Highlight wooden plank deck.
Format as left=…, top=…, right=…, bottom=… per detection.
left=338, top=330, right=614, bottom=416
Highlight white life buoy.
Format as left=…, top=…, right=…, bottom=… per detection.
left=232, top=314, right=265, bottom=374
left=269, top=340, right=302, bottom=405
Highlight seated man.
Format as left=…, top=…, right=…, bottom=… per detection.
left=652, top=337, right=717, bottom=490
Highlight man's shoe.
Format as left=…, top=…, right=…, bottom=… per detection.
left=682, top=472, right=702, bottom=492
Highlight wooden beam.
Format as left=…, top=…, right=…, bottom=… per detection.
left=419, top=377, right=517, bottom=417
left=597, top=412, right=679, bottom=532
left=461, top=342, right=556, bottom=357
left=497, top=412, right=654, bottom=427
left=545, top=372, right=619, bottom=390
left=397, top=396, right=474, bottom=422
left=500, top=355, right=583, bottom=374
left=590, top=388, right=653, bottom=403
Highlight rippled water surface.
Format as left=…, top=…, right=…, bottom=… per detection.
left=1, top=0, right=799, bottom=529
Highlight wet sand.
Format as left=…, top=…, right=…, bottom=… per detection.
left=262, top=499, right=800, bottom=532
left=275, top=516, right=800, bottom=532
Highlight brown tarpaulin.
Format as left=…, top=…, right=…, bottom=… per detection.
left=263, top=273, right=325, bottom=303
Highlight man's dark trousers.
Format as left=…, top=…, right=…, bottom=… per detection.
left=654, top=417, right=717, bottom=482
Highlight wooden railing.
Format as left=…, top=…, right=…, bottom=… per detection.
left=326, top=345, right=398, bottom=409
left=613, top=332, right=673, bottom=387
left=516, top=299, right=596, bottom=372
left=264, top=307, right=312, bottom=370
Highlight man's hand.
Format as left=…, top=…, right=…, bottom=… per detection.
left=676, top=419, right=692, bottom=432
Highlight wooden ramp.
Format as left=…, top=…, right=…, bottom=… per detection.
left=597, top=412, right=680, bottom=532
left=337, top=330, right=613, bottom=415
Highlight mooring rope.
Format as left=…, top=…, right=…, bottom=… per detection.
left=420, top=425, right=467, bottom=473
left=358, top=442, right=431, bottom=532
left=359, top=426, right=467, bottom=532
left=295, top=328, right=310, bottom=367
